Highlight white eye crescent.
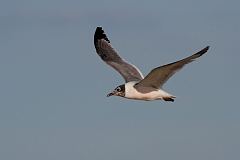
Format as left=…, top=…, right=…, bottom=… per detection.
left=116, top=87, right=121, bottom=92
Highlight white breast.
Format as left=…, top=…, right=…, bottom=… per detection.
left=124, top=81, right=173, bottom=101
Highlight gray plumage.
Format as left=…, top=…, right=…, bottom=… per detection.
left=134, top=46, right=209, bottom=89
left=93, top=27, right=210, bottom=101
left=94, top=27, right=143, bottom=82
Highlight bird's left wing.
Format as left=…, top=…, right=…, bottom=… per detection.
left=134, top=46, right=209, bottom=89
left=94, top=27, right=144, bottom=82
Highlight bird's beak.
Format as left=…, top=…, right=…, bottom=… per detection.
left=107, top=90, right=116, bottom=97
left=107, top=93, right=113, bottom=97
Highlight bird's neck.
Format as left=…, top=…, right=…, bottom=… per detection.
left=124, top=81, right=140, bottom=99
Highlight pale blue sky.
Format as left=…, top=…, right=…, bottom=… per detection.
left=0, top=0, right=239, bottom=160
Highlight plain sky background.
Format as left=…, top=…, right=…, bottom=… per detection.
left=0, top=0, right=239, bottom=159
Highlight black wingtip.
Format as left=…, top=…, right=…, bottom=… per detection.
left=205, top=46, right=210, bottom=51
left=203, top=45, right=210, bottom=52
left=196, top=46, right=210, bottom=56
left=94, top=27, right=110, bottom=45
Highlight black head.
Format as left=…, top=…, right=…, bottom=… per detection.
left=107, top=84, right=125, bottom=97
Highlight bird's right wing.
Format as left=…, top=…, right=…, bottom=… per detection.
left=135, top=46, right=209, bottom=89
left=94, top=27, right=144, bottom=82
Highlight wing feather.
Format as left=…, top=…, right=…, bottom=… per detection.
left=135, top=46, right=210, bottom=89
left=94, top=27, right=143, bottom=82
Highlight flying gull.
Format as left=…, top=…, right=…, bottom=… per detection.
left=94, top=27, right=209, bottom=101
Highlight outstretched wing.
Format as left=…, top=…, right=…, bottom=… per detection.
left=94, top=27, right=143, bottom=82
left=135, top=46, right=209, bottom=89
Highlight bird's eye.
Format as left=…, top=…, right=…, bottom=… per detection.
left=116, top=87, right=121, bottom=92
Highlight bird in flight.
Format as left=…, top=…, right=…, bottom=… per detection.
left=94, top=27, right=209, bottom=102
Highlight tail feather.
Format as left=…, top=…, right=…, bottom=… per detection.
left=163, top=97, right=175, bottom=102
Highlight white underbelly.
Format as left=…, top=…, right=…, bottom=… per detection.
left=124, top=81, right=175, bottom=101
left=126, top=89, right=172, bottom=101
